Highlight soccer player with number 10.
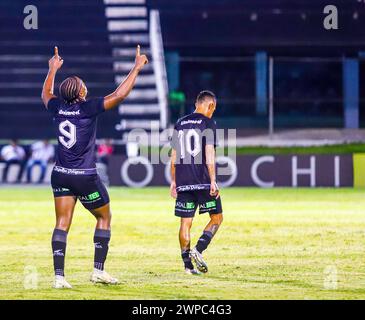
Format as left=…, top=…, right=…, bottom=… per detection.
left=170, top=91, right=224, bottom=275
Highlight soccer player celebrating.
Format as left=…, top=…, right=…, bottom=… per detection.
left=41, top=46, right=148, bottom=288
left=170, top=91, right=223, bottom=274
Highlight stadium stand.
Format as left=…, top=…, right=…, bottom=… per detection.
left=1, top=0, right=365, bottom=139
left=0, top=0, right=166, bottom=140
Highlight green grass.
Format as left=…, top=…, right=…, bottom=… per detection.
left=1, top=187, right=365, bottom=300
left=235, top=143, right=365, bottom=155
left=141, top=143, right=365, bottom=157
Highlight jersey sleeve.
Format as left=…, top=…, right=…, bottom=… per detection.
left=47, top=97, right=62, bottom=114
left=205, top=119, right=218, bottom=147
left=82, top=98, right=105, bottom=117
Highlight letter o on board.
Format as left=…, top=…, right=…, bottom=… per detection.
left=216, top=156, right=238, bottom=187
left=120, top=156, right=153, bottom=187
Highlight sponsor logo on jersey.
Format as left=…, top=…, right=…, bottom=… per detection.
left=176, top=184, right=211, bottom=192
left=58, top=109, right=81, bottom=116
left=180, top=119, right=203, bottom=126
left=54, top=166, right=97, bottom=175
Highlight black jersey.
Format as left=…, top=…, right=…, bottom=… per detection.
left=47, top=97, right=105, bottom=174
left=171, top=112, right=217, bottom=192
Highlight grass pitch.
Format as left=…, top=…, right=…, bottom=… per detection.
left=1, top=187, right=365, bottom=300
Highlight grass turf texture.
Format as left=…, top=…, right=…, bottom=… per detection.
left=234, top=143, right=365, bottom=155
left=141, top=143, right=365, bottom=156
left=1, top=187, right=365, bottom=300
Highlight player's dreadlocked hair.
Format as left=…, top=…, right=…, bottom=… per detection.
left=59, top=76, right=84, bottom=104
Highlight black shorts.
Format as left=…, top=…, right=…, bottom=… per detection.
left=175, top=190, right=223, bottom=218
left=51, top=171, right=110, bottom=210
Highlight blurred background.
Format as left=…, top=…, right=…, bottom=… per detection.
left=1, top=0, right=365, bottom=185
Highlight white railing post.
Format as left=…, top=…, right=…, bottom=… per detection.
left=150, top=10, right=169, bottom=129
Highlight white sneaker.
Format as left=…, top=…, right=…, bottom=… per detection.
left=53, top=275, right=72, bottom=289
left=90, top=269, right=119, bottom=285
left=185, top=268, right=200, bottom=275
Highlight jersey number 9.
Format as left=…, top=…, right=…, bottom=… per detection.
left=59, top=120, right=77, bottom=149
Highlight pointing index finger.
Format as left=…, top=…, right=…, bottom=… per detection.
left=136, top=45, right=140, bottom=56
left=54, top=46, right=59, bottom=57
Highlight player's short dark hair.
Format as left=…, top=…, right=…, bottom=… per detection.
left=59, top=76, right=84, bottom=103
left=196, top=90, right=216, bottom=104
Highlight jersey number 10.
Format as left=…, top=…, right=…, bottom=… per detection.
left=59, top=120, right=77, bottom=149
left=178, top=129, right=201, bottom=159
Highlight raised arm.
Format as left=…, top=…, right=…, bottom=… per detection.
left=104, top=45, right=148, bottom=111
left=206, top=144, right=219, bottom=198
left=41, top=46, right=63, bottom=108
left=170, top=148, right=177, bottom=199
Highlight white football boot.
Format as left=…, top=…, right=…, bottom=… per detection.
left=53, top=275, right=72, bottom=289
left=185, top=268, right=201, bottom=275
left=90, top=269, right=119, bottom=285
left=190, top=247, right=208, bottom=273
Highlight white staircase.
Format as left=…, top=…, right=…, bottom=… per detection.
left=103, top=0, right=169, bottom=136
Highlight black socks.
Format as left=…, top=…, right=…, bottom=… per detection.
left=52, top=228, right=111, bottom=276
left=51, top=229, right=68, bottom=276
left=181, top=249, right=194, bottom=270
left=182, top=231, right=214, bottom=270
left=93, top=229, right=111, bottom=271
left=196, top=231, right=213, bottom=254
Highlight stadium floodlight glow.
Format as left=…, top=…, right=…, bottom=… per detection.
left=250, top=13, right=258, bottom=21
